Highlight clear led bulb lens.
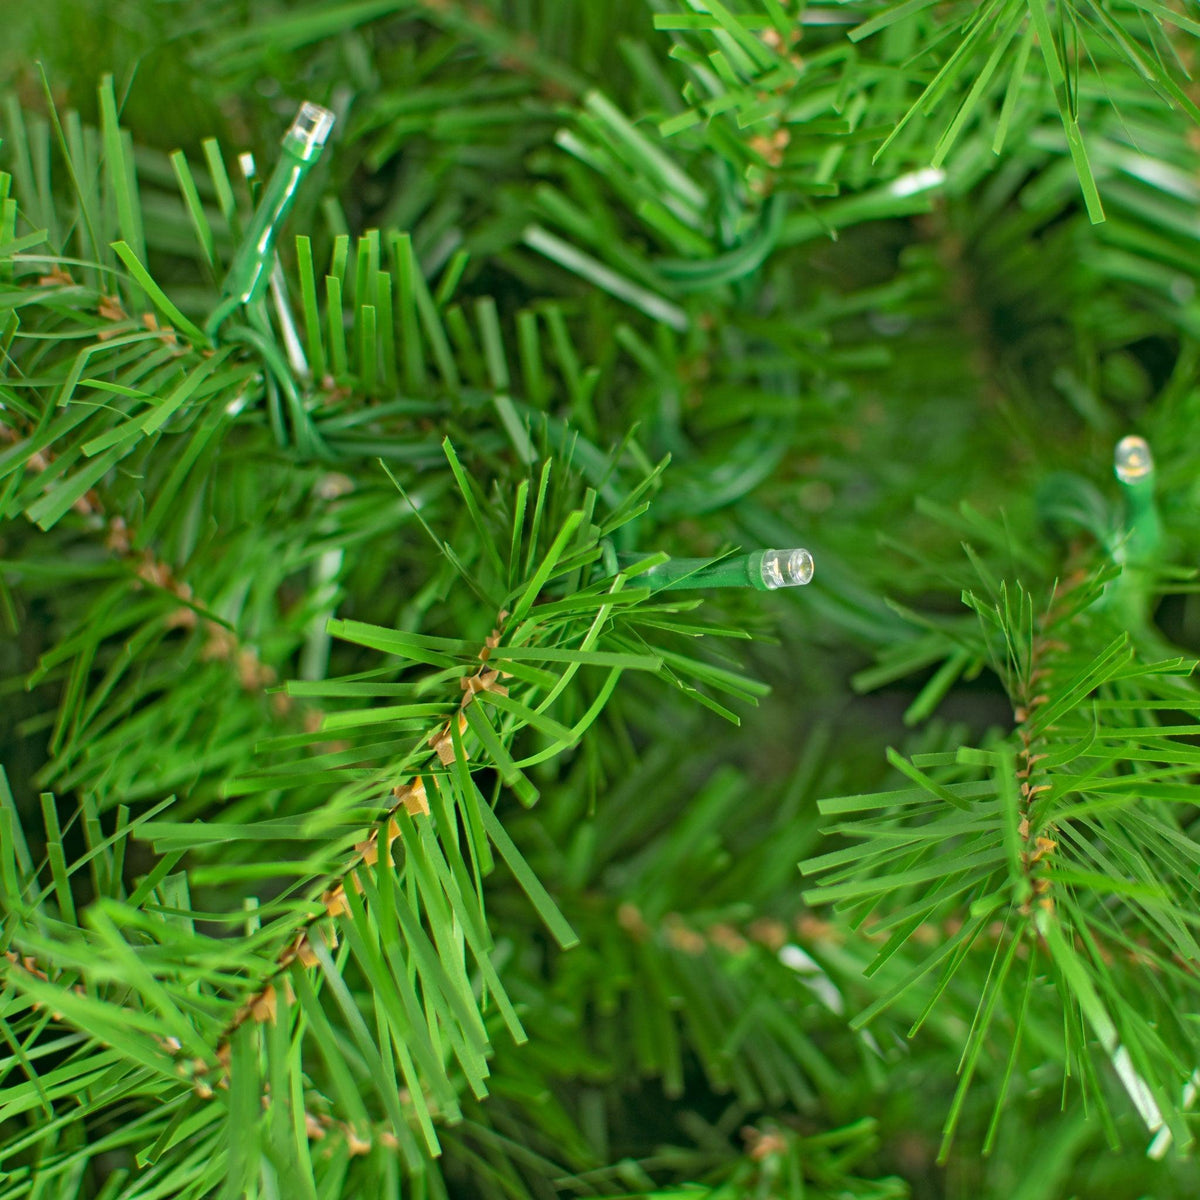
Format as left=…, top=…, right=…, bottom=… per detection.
left=760, top=547, right=814, bottom=589
left=287, top=102, right=336, bottom=159
left=1114, top=435, right=1153, bottom=484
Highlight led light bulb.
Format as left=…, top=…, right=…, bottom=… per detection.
left=1110, top=432, right=1163, bottom=585
left=285, top=102, right=336, bottom=162
left=206, top=101, right=336, bottom=338
left=758, top=547, right=815, bottom=589
left=616, top=545, right=815, bottom=592
left=1114, top=435, right=1153, bottom=484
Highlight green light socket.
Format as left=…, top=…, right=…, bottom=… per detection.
left=207, top=102, right=334, bottom=336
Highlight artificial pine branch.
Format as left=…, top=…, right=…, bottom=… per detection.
left=5, top=2, right=1200, bottom=1198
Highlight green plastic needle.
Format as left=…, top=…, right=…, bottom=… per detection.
left=205, top=102, right=334, bottom=339
left=625, top=547, right=814, bottom=592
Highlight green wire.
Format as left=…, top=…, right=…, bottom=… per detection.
left=224, top=319, right=329, bottom=459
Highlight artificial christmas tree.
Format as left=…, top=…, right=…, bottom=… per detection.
left=4, top=2, right=1200, bottom=1197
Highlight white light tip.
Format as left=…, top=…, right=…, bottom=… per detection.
left=288, top=102, right=335, bottom=155
left=889, top=167, right=946, bottom=198
left=1115, top=435, right=1153, bottom=484
left=760, top=548, right=814, bottom=589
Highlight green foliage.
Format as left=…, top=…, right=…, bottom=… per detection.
left=4, top=1, right=1200, bottom=1198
